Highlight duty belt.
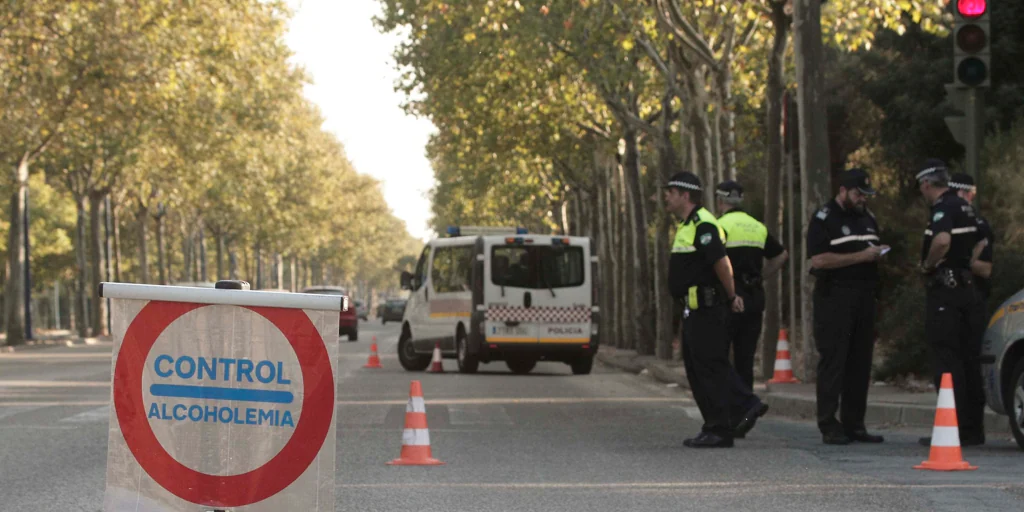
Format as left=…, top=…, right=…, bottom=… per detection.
left=928, top=267, right=974, bottom=290
left=684, top=284, right=728, bottom=310
left=739, top=273, right=763, bottom=289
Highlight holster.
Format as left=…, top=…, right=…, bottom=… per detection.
left=927, top=268, right=974, bottom=290
left=686, top=284, right=728, bottom=310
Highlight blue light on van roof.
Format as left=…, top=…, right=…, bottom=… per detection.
left=446, top=226, right=460, bottom=236
left=516, top=227, right=528, bottom=234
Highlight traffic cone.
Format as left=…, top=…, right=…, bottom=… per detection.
left=427, top=342, right=444, bottom=373
left=915, top=373, right=977, bottom=471
left=388, top=380, right=444, bottom=466
left=767, top=329, right=800, bottom=384
left=363, top=342, right=383, bottom=369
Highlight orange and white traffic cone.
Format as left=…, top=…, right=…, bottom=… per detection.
left=767, top=329, right=799, bottom=384
left=363, top=341, right=383, bottom=369
left=427, top=342, right=444, bottom=373
left=915, top=373, right=977, bottom=471
left=388, top=380, right=444, bottom=466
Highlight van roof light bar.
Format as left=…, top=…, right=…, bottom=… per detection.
left=446, top=226, right=528, bottom=237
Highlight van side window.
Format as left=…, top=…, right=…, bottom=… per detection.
left=431, top=247, right=452, bottom=292
left=451, top=246, right=474, bottom=292
left=413, top=246, right=430, bottom=291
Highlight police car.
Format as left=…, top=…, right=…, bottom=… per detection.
left=397, top=226, right=598, bottom=375
left=982, top=289, right=1024, bottom=450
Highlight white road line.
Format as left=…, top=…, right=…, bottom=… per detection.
left=0, top=380, right=109, bottom=388
left=59, top=405, right=111, bottom=423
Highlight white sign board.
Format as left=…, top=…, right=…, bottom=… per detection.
left=100, top=283, right=339, bottom=511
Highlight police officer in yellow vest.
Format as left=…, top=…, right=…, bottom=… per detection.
left=663, top=172, right=767, bottom=448
left=715, top=181, right=789, bottom=405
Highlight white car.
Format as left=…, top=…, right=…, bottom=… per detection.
left=397, top=226, right=598, bottom=375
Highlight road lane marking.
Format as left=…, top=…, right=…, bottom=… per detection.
left=0, top=352, right=113, bottom=359
left=0, top=396, right=695, bottom=407
left=59, top=405, right=110, bottom=423
left=335, top=482, right=1024, bottom=491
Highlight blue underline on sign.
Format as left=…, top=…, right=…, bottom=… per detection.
left=149, top=384, right=294, bottom=404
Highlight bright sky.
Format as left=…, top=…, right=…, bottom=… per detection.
left=283, top=0, right=436, bottom=242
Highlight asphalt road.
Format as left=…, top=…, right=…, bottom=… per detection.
left=1, top=319, right=1022, bottom=511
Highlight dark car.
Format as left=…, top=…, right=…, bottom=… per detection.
left=380, top=299, right=406, bottom=324
left=300, top=286, right=358, bottom=341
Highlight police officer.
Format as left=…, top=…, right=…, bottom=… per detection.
left=715, top=181, right=789, bottom=394
left=663, top=172, right=766, bottom=448
left=916, top=160, right=988, bottom=447
left=949, top=173, right=993, bottom=302
left=806, top=168, right=888, bottom=445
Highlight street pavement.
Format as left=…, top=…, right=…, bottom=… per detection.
left=1, top=320, right=1022, bottom=511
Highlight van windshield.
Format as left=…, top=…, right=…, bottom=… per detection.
left=491, top=245, right=584, bottom=289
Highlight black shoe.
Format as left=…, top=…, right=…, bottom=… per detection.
left=683, top=432, right=734, bottom=448
left=823, top=432, right=852, bottom=445
left=845, top=429, right=884, bottom=443
left=734, top=403, right=769, bottom=438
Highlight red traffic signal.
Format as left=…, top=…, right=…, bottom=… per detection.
left=956, top=24, right=987, bottom=53
left=957, top=0, right=987, bottom=19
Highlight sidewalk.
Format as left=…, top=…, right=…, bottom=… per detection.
left=0, top=330, right=108, bottom=353
left=597, top=345, right=1009, bottom=436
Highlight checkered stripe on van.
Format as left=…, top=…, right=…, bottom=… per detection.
left=485, top=306, right=591, bottom=323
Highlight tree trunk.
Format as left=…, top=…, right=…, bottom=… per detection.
left=137, top=203, right=149, bottom=284
left=155, top=208, right=167, bottom=285
left=275, top=253, right=284, bottom=289
left=623, top=127, right=654, bottom=355
left=794, top=0, right=830, bottom=382
left=719, top=67, right=738, bottom=181
left=215, top=231, right=225, bottom=281
left=228, top=240, right=239, bottom=280
left=255, top=243, right=262, bottom=289
left=112, top=200, right=122, bottom=282
left=89, top=191, right=107, bottom=337
left=763, top=0, right=790, bottom=380
left=655, top=97, right=677, bottom=360
left=290, top=256, right=297, bottom=292
left=198, top=225, right=208, bottom=282
left=712, top=104, right=724, bottom=185
left=4, top=156, right=29, bottom=345
left=616, top=156, right=633, bottom=350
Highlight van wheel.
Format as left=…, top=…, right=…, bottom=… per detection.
left=1010, top=358, right=1024, bottom=450
left=398, top=330, right=430, bottom=371
left=456, top=330, right=479, bottom=374
left=506, top=358, right=536, bottom=375
left=570, top=355, right=594, bottom=375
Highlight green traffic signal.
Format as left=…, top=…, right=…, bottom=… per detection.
left=957, top=58, right=989, bottom=87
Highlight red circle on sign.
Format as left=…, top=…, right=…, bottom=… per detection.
left=112, top=301, right=335, bottom=507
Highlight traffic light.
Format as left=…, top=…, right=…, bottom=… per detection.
left=953, top=0, right=990, bottom=88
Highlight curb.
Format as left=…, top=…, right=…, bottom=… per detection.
left=597, top=348, right=1010, bottom=436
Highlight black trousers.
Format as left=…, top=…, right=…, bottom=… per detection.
left=813, top=284, right=877, bottom=433
left=682, top=304, right=760, bottom=437
left=728, top=308, right=763, bottom=391
left=925, top=285, right=987, bottom=438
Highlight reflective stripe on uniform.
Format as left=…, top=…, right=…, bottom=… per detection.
left=951, top=226, right=977, bottom=235
left=725, top=240, right=766, bottom=248
left=672, top=245, right=696, bottom=253
left=718, top=211, right=766, bottom=250
left=829, top=234, right=880, bottom=246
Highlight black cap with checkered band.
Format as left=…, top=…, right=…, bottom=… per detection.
left=663, top=171, right=702, bottom=192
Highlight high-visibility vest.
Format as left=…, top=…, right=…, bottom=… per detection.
left=671, top=208, right=725, bottom=310
left=672, top=208, right=726, bottom=254
left=718, top=210, right=768, bottom=250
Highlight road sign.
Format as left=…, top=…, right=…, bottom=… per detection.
left=100, top=283, right=340, bottom=511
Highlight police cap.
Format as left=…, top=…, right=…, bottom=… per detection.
left=715, top=180, right=743, bottom=200
left=949, top=172, right=975, bottom=191
left=915, top=158, right=948, bottom=182
left=839, top=168, right=876, bottom=195
left=663, top=172, right=702, bottom=192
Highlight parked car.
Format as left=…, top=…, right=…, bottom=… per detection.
left=982, top=290, right=1024, bottom=449
left=299, top=286, right=358, bottom=341
left=354, top=300, right=369, bottom=321
left=380, top=299, right=406, bottom=324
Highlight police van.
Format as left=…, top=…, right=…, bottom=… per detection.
left=397, top=226, right=598, bottom=375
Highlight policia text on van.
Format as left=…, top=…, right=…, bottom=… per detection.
left=398, top=226, right=598, bottom=375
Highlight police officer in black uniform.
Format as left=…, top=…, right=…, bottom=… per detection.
left=715, top=181, right=789, bottom=394
left=916, top=160, right=988, bottom=447
left=664, top=172, right=766, bottom=448
left=949, top=173, right=993, bottom=303
left=806, top=168, right=888, bottom=445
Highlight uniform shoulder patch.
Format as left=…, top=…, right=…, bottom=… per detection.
left=932, top=211, right=944, bottom=223
left=816, top=206, right=829, bottom=221
left=699, top=233, right=712, bottom=246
